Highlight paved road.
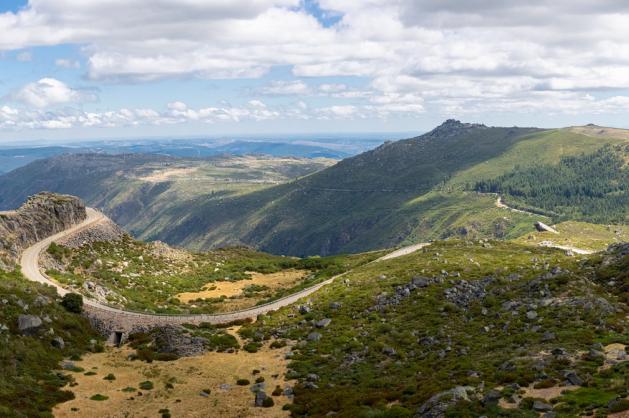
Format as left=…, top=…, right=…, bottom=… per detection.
left=19, top=208, right=427, bottom=327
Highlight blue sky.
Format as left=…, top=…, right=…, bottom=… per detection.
left=2, top=1, right=629, bottom=142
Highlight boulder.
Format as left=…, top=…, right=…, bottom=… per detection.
left=18, top=314, right=42, bottom=334
left=254, top=391, right=267, bottom=407
left=315, top=318, right=332, bottom=328
left=532, top=401, right=553, bottom=412
left=307, top=332, right=322, bottom=342
left=534, top=222, right=559, bottom=234
left=51, top=337, right=65, bottom=349
left=415, top=386, right=475, bottom=418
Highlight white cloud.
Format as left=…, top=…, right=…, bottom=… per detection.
left=259, top=80, right=310, bottom=95
left=55, top=58, right=80, bottom=69
left=13, top=78, right=96, bottom=108
left=3, top=1, right=629, bottom=122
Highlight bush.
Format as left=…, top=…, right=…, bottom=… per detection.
left=262, top=397, right=275, bottom=407
left=90, top=394, right=109, bottom=401
left=237, top=379, right=250, bottom=386
left=61, top=293, right=84, bottom=313
left=255, top=376, right=265, bottom=383
left=139, top=381, right=154, bottom=390
left=103, top=373, right=116, bottom=381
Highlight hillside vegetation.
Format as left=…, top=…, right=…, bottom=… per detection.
left=0, top=270, right=101, bottom=418
left=236, top=240, right=629, bottom=417
left=0, top=154, right=334, bottom=241
left=0, top=121, right=626, bottom=257
left=474, top=145, right=628, bottom=224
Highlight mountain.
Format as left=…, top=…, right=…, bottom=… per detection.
left=0, top=153, right=335, bottom=241
left=154, top=121, right=628, bottom=255
left=0, top=121, right=626, bottom=257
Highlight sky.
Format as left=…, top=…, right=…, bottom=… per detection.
left=2, top=0, right=629, bottom=142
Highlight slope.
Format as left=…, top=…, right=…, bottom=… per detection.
left=157, top=121, right=627, bottom=256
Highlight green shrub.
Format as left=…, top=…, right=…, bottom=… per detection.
left=61, top=293, right=84, bottom=313
left=237, top=379, right=250, bottom=386
left=139, top=381, right=154, bottom=390
left=90, top=394, right=109, bottom=401
left=262, top=397, right=275, bottom=407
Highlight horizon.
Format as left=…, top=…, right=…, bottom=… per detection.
left=3, top=2, right=629, bottom=142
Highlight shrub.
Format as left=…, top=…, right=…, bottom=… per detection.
left=237, top=379, right=250, bottom=386
left=272, top=386, right=282, bottom=396
left=139, top=381, right=154, bottom=390
left=90, top=394, right=109, bottom=401
left=103, top=373, right=116, bottom=381
left=255, top=376, right=265, bottom=383
left=262, top=397, right=275, bottom=407
left=61, top=293, right=83, bottom=313
left=243, top=342, right=260, bottom=353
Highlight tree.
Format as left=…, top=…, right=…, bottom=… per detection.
left=61, top=293, right=83, bottom=313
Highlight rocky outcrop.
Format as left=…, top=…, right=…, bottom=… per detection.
left=0, top=192, right=86, bottom=267
left=56, top=217, right=124, bottom=248
left=534, top=221, right=558, bottom=234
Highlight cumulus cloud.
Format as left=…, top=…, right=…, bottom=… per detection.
left=2, top=1, right=629, bottom=123
left=13, top=78, right=96, bottom=108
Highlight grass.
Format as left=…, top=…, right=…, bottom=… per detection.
left=235, top=240, right=629, bottom=417
left=0, top=269, right=101, bottom=417
left=514, top=221, right=629, bottom=252
left=47, top=236, right=383, bottom=314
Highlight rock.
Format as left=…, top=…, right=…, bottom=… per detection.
left=61, top=361, right=76, bottom=370
left=0, top=323, right=8, bottom=332
left=299, top=305, right=311, bottom=314
left=329, top=302, right=342, bottom=309
left=551, top=347, right=567, bottom=356
left=415, top=386, right=475, bottom=417
left=482, top=390, right=501, bottom=405
left=586, top=349, right=605, bottom=361
left=526, top=310, right=538, bottom=320
left=34, top=295, right=50, bottom=306
left=542, top=332, right=556, bottom=341
left=542, top=413, right=557, bottom=418
left=382, top=347, right=396, bottom=356
left=219, top=384, right=231, bottom=391
left=51, top=337, right=65, bottom=349
left=564, top=371, right=583, bottom=386
left=18, top=314, right=42, bottom=334
left=0, top=193, right=86, bottom=263
left=534, top=222, right=558, bottom=234
left=254, top=391, right=267, bottom=407
left=283, top=387, right=294, bottom=398
left=307, top=332, right=322, bottom=342
left=532, top=400, right=553, bottom=412
left=306, top=373, right=320, bottom=382
left=315, top=318, right=332, bottom=328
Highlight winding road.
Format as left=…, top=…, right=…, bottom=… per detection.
left=19, top=208, right=429, bottom=336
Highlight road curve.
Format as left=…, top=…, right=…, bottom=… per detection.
left=20, top=208, right=427, bottom=328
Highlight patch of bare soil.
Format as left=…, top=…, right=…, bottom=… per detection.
left=177, top=270, right=308, bottom=303
left=54, top=334, right=292, bottom=418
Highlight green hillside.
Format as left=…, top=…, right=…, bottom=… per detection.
left=237, top=240, right=629, bottom=417
left=0, top=121, right=626, bottom=257
left=474, top=145, right=628, bottom=223
left=0, top=270, right=101, bottom=417
left=157, top=121, right=627, bottom=256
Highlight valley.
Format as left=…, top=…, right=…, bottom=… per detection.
left=0, top=120, right=627, bottom=418
left=1, top=121, right=625, bottom=257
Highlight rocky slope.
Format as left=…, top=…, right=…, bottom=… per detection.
left=0, top=192, right=86, bottom=267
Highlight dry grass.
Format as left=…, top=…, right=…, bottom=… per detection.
left=138, top=167, right=201, bottom=183
left=177, top=270, right=308, bottom=303
left=54, top=331, right=292, bottom=418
